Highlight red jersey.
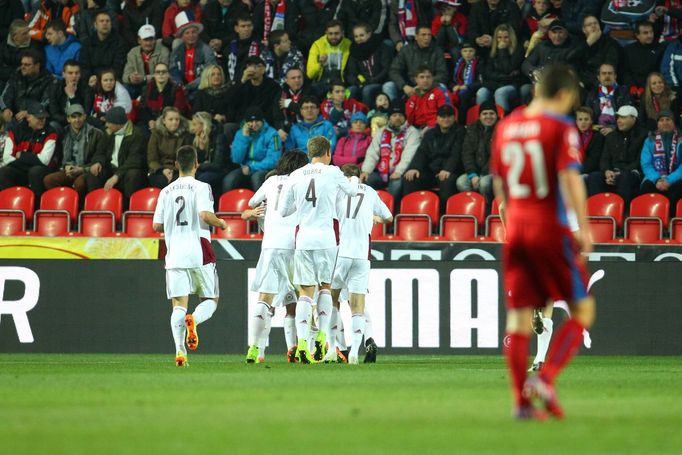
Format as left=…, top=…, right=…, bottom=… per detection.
left=490, top=109, right=582, bottom=229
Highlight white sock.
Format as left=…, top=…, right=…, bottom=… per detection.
left=349, top=313, right=366, bottom=358
left=250, top=301, right=270, bottom=346
left=284, top=314, right=297, bottom=349
left=325, top=307, right=338, bottom=358
left=583, top=329, right=592, bottom=349
left=364, top=308, right=374, bottom=341
left=309, top=325, right=318, bottom=351
left=193, top=299, right=217, bottom=325
left=295, top=296, right=313, bottom=345
left=170, top=306, right=187, bottom=355
left=534, top=317, right=554, bottom=364
left=258, top=308, right=272, bottom=358
left=316, top=289, right=333, bottom=339
left=336, top=313, right=347, bottom=350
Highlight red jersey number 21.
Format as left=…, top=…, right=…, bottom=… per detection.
left=501, top=140, right=549, bottom=199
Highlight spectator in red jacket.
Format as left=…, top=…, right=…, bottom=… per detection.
left=432, top=0, right=468, bottom=57
left=333, top=111, right=371, bottom=166
left=406, top=66, right=451, bottom=130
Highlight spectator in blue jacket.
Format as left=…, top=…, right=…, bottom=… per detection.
left=223, top=106, right=283, bottom=192
left=661, top=22, right=682, bottom=93
left=284, top=95, right=337, bottom=154
left=44, top=20, right=81, bottom=79
left=640, top=109, right=682, bottom=217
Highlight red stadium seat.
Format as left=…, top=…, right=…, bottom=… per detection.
left=219, top=189, right=255, bottom=213
left=34, top=187, right=79, bottom=235
left=400, top=191, right=439, bottom=227
left=669, top=199, right=682, bottom=241
left=217, top=189, right=255, bottom=237
left=376, top=190, right=394, bottom=215
left=625, top=219, right=662, bottom=243
left=442, top=192, right=486, bottom=237
left=394, top=215, right=431, bottom=240
left=214, top=214, right=250, bottom=238
left=587, top=218, right=616, bottom=243
left=123, top=188, right=161, bottom=237
left=78, top=189, right=123, bottom=236
left=587, top=193, right=624, bottom=228
left=625, top=193, right=669, bottom=243
left=0, top=212, right=25, bottom=235
left=465, top=104, right=505, bottom=125
left=491, top=198, right=500, bottom=215
left=440, top=217, right=477, bottom=241
left=371, top=222, right=385, bottom=239
left=485, top=215, right=505, bottom=242
left=0, top=186, right=35, bottom=222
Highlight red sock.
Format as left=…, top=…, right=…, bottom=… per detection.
left=540, top=319, right=584, bottom=384
left=505, top=332, right=530, bottom=407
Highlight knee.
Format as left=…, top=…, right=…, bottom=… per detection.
left=455, top=173, right=470, bottom=191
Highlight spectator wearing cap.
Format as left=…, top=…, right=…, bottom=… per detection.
left=79, top=10, right=127, bottom=87
left=521, top=20, right=580, bottom=80
left=87, top=106, right=147, bottom=201
left=344, top=23, right=397, bottom=108
left=432, top=0, right=468, bottom=57
left=333, top=111, right=371, bottom=167
left=260, top=30, right=306, bottom=87
left=575, top=105, right=604, bottom=177
left=639, top=109, right=682, bottom=216
left=456, top=101, right=497, bottom=203
left=162, top=0, right=202, bottom=47
left=224, top=106, right=283, bottom=192
left=320, top=79, right=369, bottom=138
left=360, top=103, right=420, bottom=202
left=389, top=25, right=448, bottom=101
left=639, top=72, right=679, bottom=132
left=229, top=56, right=285, bottom=140
left=44, top=20, right=81, bottom=80
left=451, top=42, right=482, bottom=125
left=587, top=105, right=647, bottom=208
left=43, top=103, right=106, bottom=198
left=405, top=65, right=451, bottom=130
left=585, top=63, right=632, bottom=136
left=284, top=94, right=336, bottom=154
left=622, top=21, right=666, bottom=96
left=307, top=20, right=352, bottom=97
left=48, top=59, right=90, bottom=128
left=403, top=104, right=463, bottom=211
left=1, top=48, right=56, bottom=125
left=147, top=106, right=193, bottom=188
left=574, top=15, right=620, bottom=92
left=138, top=62, right=191, bottom=134
left=221, top=14, right=262, bottom=84
left=123, top=24, right=170, bottom=100
left=121, top=0, right=164, bottom=50
left=0, top=102, right=58, bottom=197
left=169, top=13, right=216, bottom=93
left=201, top=0, right=250, bottom=55
left=467, top=0, right=522, bottom=50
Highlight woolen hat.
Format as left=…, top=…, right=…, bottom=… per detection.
left=105, top=107, right=128, bottom=125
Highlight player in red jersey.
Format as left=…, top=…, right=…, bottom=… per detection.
left=490, top=64, right=596, bottom=420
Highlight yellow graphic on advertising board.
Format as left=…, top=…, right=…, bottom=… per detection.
left=0, top=237, right=159, bottom=259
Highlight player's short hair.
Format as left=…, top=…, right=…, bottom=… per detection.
left=575, top=106, right=592, bottom=117
left=273, top=150, right=308, bottom=176
left=535, top=64, right=579, bottom=99
left=307, top=136, right=331, bottom=159
left=341, top=164, right=361, bottom=178
left=176, top=145, right=198, bottom=173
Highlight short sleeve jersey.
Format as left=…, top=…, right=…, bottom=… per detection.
left=250, top=175, right=297, bottom=250
left=490, top=109, right=582, bottom=227
left=278, top=162, right=359, bottom=250
left=153, top=176, right=216, bottom=269
left=336, top=184, right=392, bottom=259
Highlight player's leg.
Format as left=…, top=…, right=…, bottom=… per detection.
left=530, top=301, right=554, bottom=371
left=247, top=292, right=275, bottom=364
left=166, top=268, right=191, bottom=366
left=505, top=306, right=536, bottom=416
left=185, top=264, right=220, bottom=351
left=324, top=289, right=342, bottom=362
left=293, top=250, right=316, bottom=363
left=314, top=284, right=334, bottom=361
left=363, top=308, right=378, bottom=364
left=284, top=298, right=298, bottom=362
left=347, top=293, right=366, bottom=364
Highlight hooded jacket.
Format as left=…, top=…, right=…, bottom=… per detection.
left=333, top=130, right=371, bottom=167
left=285, top=115, right=336, bottom=154
left=306, top=35, right=352, bottom=82
left=147, top=115, right=193, bottom=173
left=45, top=34, right=81, bottom=79
left=230, top=121, right=283, bottom=172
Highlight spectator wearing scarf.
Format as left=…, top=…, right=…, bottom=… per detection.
left=451, top=42, right=481, bottom=124
left=222, top=14, right=261, bottom=83
left=260, top=30, right=305, bottom=86
left=585, top=63, right=631, bottom=135
left=253, top=0, right=300, bottom=45
left=388, top=0, right=434, bottom=52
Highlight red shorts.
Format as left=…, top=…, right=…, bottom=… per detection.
left=503, top=222, right=589, bottom=310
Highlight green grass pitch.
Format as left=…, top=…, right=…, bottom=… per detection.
left=1, top=354, right=680, bottom=454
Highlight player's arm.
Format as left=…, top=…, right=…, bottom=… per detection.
left=559, top=168, right=591, bottom=254
left=196, top=184, right=227, bottom=230
left=373, top=198, right=393, bottom=224
left=278, top=181, right=297, bottom=217
left=241, top=205, right=266, bottom=220
left=152, top=191, right=165, bottom=233
left=336, top=171, right=360, bottom=196
left=200, top=211, right=228, bottom=230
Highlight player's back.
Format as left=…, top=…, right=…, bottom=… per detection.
left=337, top=184, right=391, bottom=259
left=491, top=109, right=582, bottom=229
left=250, top=174, right=296, bottom=250
left=155, top=176, right=215, bottom=269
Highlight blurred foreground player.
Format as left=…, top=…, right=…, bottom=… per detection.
left=490, top=64, right=596, bottom=419
left=153, top=146, right=227, bottom=366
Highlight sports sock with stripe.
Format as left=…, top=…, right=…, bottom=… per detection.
left=295, top=295, right=313, bottom=345
left=193, top=299, right=217, bottom=325
left=170, top=306, right=187, bottom=355
left=540, top=319, right=584, bottom=384
left=505, top=332, right=530, bottom=407
left=534, top=317, right=553, bottom=364
left=349, top=313, right=366, bottom=358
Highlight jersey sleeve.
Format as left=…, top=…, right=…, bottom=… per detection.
left=250, top=177, right=270, bottom=207
left=373, top=193, right=392, bottom=220
left=278, top=177, right=297, bottom=217
left=152, top=190, right=166, bottom=224
left=333, top=167, right=359, bottom=196
left=556, top=124, right=582, bottom=173
left=196, top=183, right=214, bottom=214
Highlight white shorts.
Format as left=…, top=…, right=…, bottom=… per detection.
left=294, top=248, right=338, bottom=286
left=332, top=257, right=370, bottom=294
left=251, top=248, right=295, bottom=296
left=166, top=263, right=219, bottom=299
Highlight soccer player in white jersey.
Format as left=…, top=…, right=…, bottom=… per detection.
left=242, top=151, right=309, bottom=364
left=329, top=164, right=392, bottom=364
left=278, top=136, right=360, bottom=363
left=152, top=145, right=227, bottom=367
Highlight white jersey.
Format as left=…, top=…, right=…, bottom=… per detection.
left=336, top=184, right=392, bottom=259
left=153, top=176, right=216, bottom=269
left=250, top=175, right=296, bottom=250
left=279, top=162, right=359, bottom=250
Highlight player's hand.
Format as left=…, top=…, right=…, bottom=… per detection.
left=389, top=171, right=402, bottom=180
left=437, top=170, right=451, bottom=181
left=104, top=174, right=119, bottom=191
left=359, top=172, right=369, bottom=183
left=577, top=229, right=593, bottom=255
left=2, top=109, right=13, bottom=122
left=404, top=169, right=419, bottom=181
left=253, top=204, right=266, bottom=218
left=163, top=168, right=174, bottom=182
left=218, top=219, right=228, bottom=230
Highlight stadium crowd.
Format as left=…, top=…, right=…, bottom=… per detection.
left=2, top=0, right=682, bottom=217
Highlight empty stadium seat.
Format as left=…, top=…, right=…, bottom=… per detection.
left=219, top=189, right=255, bottom=213
left=587, top=218, right=616, bottom=243
left=0, top=186, right=35, bottom=223
left=123, top=188, right=161, bottom=237
left=377, top=190, right=394, bottom=215
left=78, top=189, right=123, bottom=237
left=625, top=219, right=662, bottom=243
left=669, top=200, right=682, bottom=242
left=440, top=217, right=477, bottom=241
left=394, top=215, right=431, bottom=240
left=625, top=194, right=669, bottom=243
left=214, top=214, right=250, bottom=238
left=216, top=189, right=256, bottom=237
left=465, top=104, right=505, bottom=125
left=587, top=192, right=624, bottom=228
left=34, top=187, right=79, bottom=235
left=445, top=192, right=486, bottom=225
left=371, top=222, right=385, bottom=239
left=441, top=192, right=485, bottom=239
left=400, top=191, right=439, bottom=227
left=485, top=215, right=505, bottom=242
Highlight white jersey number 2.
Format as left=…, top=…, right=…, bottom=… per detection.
left=501, top=140, right=549, bottom=199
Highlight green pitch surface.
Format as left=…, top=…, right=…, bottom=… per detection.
left=1, top=355, right=681, bottom=454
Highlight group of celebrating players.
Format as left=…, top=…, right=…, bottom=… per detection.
left=151, top=62, right=597, bottom=421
